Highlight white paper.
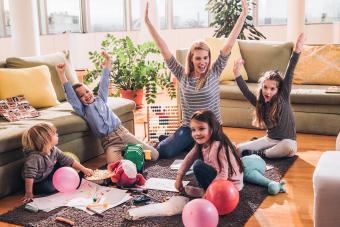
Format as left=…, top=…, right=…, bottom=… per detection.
left=145, top=178, right=189, bottom=192
left=28, top=179, right=132, bottom=214
left=170, top=159, right=193, bottom=170
left=266, top=165, right=274, bottom=171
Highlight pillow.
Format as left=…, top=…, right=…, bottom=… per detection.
left=0, top=65, right=60, bottom=108
left=205, top=38, right=248, bottom=81
left=6, top=51, right=78, bottom=102
left=0, top=95, right=39, bottom=122
left=238, top=40, right=293, bottom=82
left=293, top=44, right=340, bottom=85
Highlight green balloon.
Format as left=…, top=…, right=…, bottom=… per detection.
left=63, top=151, right=80, bottom=163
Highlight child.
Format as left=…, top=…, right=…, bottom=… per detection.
left=144, top=0, right=248, bottom=159
left=175, top=110, right=244, bottom=195
left=233, top=33, right=304, bottom=159
left=22, top=122, right=94, bottom=203
left=56, top=52, right=158, bottom=164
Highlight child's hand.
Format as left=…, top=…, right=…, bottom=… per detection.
left=82, top=167, right=94, bottom=177
left=22, top=192, right=33, bottom=203
left=175, top=176, right=184, bottom=192
left=56, top=63, right=66, bottom=75
left=294, top=33, right=304, bottom=53
left=233, top=58, right=244, bottom=78
left=101, top=51, right=112, bottom=69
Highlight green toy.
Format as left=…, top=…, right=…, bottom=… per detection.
left=123, top=144, right=144, bottom=173
left=242, top=154, right=286, bottom=195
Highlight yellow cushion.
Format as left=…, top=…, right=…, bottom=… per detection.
left=205, top=37, right=248, bottom=81
left=0, top=65, right=60, bottom=108
left=293, top=44, right=340, bottom=85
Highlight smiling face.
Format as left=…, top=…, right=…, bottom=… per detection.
left=190, top=119, right=212, bottom=146
left=261, top=79, right=279, bottom=102
left=191, top=49, right=210, bottom=77
left=75, top=85, right=95, bottom=104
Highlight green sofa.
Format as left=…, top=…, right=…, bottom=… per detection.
left=0, top=53, right=136, bottom=198
left=176, top=40, right=340, bottom=136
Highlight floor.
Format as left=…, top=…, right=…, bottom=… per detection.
left=0, top=90, right=337, bottom=227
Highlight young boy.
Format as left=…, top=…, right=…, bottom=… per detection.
left=56, top=52, right=158, bottom=164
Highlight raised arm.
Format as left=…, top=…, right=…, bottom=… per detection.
left=233, top=58, right=257, bottom=106
left=97, top=51, right=111, bottom=103
left=282, top=33, right=304, bottom=96
left=221, top=0, right=248, bottom=56
left=56, top=63, right=68, bottom=84
left=144, top=2, right=172, bottom=61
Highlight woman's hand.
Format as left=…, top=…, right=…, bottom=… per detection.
left=233, top=58, right=244, bottom=78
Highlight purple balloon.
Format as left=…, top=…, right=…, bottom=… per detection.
left=182, top=198, right=219, bottom=227
left=52, top=167, right=80, bottom=193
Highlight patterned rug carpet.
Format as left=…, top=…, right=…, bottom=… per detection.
left=0, top=155, right=297, bottom=227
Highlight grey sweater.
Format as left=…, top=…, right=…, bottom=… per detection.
left=236, top=52, right=300, bottom=140
left=22, top=146, right=74, bottom=183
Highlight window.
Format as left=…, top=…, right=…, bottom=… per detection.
left=157, top=0, right=167, bottom=29
left=89, top=0, right=125, bottom=32
left=172, top=0, right=209, bottom=29
left=305, top=0, right=340, bottom=23
left=45, top=0, right=81, bottom=34
left=130, top=0, right=140, bottom=30
left=258, top=0, right=287, bottom=25
left=0, top=0, right=10, bottom=36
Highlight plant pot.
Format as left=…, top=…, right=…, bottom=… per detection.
left=120, top=89, right=144, bottom=109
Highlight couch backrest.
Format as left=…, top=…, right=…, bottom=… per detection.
left=238, top=40, right=294, bottom=82
left=0, top=60, right=6, bottom=68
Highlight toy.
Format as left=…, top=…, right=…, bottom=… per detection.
left=241, top=154, right=286, bottom=195
left=107, top=160, right=145, bottom=187
left=182, top=199, right=218, bottom=227
left=204, top=179, right=239, bottom=215
left=123, top=144, right=145, bottom=173
left=52, top=167, right=80, bottom=192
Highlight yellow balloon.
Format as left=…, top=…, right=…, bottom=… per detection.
left=63, top=151, right=80, bottom=163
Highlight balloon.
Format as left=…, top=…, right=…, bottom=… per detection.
left=63, top=151, right=80, bottom=163
left=52, top=167, right=80, bottom=193
left=204, top=179, right=239, bottom=215
left=182, top=198, right=219, bottom=227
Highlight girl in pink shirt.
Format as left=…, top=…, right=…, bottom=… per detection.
left=175, top=110, right=244, bottom=193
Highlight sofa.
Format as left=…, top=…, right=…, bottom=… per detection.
left=0, top=53, right=136, bottom=198
left=176, top=40, right=340, bottom=136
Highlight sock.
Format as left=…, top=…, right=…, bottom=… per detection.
left=242, top=149, right=266, bottom=158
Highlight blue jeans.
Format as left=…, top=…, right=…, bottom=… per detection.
left=157, top=126, right=195, bottom=159
left=193, top=159, right=217, bottom=190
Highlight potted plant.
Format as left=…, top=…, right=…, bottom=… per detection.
left=206, top=0, right=266, bottom=40
left=84, top=34, right=176, bottom=108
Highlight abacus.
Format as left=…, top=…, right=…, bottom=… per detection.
left=145, top=105, right=180, bottom=145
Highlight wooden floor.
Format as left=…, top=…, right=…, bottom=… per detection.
left=0, top=92, right=336, bottom=227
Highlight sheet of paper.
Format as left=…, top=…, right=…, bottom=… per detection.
left=170, top=159, right=193, bottom=170
left=145, top=178, right=189, bottom=192
left=28, top=179, right=132, bottom=214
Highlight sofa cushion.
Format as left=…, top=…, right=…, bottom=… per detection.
left=205, top=38, right=248, bottom=81
left=220, top=82, right=340, bottom=105
left=0, top=65, right=60, bottom=108
left=238, top=40, right=293, bottom=83
left=6, top=52, right=78, bottom=102
left=0, top=97, right=135, bottom=154
left=293, top=44, right=340, bottom=85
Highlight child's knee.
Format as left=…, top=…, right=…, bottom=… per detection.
left=280, top=139, right=297, bottom=157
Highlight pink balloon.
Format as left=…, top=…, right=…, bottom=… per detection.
left=182, top=199, right=219, bottom=227
left=52, top=167, right=80, bottom=193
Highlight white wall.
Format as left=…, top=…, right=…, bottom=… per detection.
left=0, top=23, right=338, bottom=68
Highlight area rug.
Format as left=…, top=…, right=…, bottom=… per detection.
left=0, top=155, right=297, bottom=227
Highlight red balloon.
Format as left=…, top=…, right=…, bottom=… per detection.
left=204, top=179, right=239, bottom=215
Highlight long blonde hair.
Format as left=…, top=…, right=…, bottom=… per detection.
left=184, top=41, right=211, bottom=90
left=22, top=122, right=57, bottom=152
left=253, top=70, right=283, bottom=129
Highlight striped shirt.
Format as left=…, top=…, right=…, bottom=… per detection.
left=166, top=53, right=229, bottom=126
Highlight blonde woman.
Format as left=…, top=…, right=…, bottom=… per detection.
left=144, top=0, right=248, bottom=158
